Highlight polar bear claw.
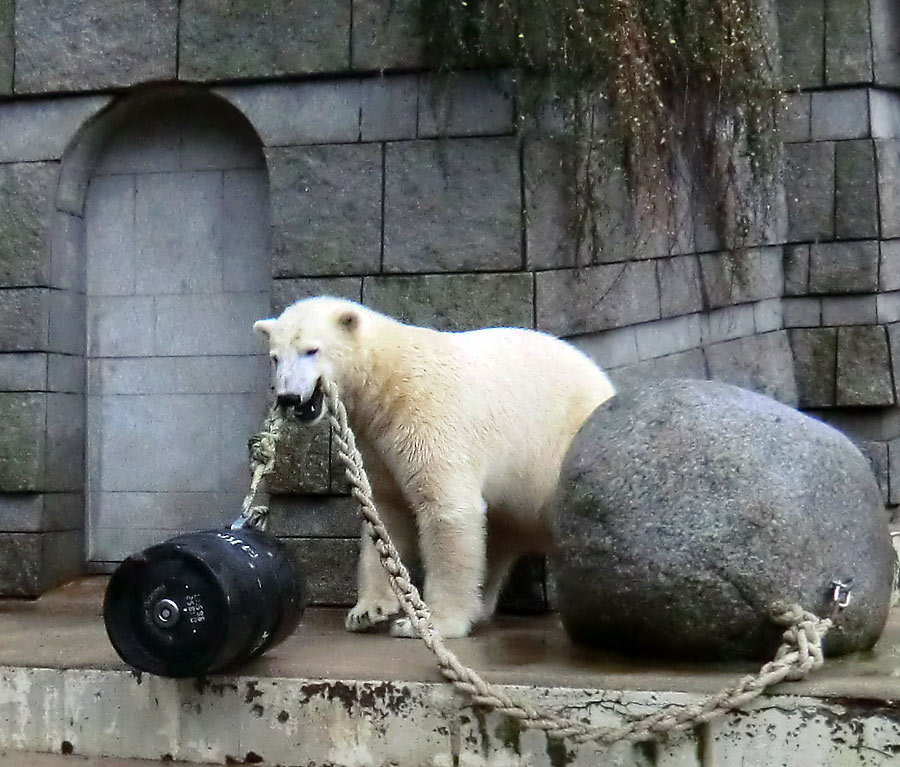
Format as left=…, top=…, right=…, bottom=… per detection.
left=345, top=597, right=399, bottom=632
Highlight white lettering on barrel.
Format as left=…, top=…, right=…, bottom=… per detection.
left=215, top=532, right=259, bottom=558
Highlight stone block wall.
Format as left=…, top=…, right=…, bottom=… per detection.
left=776, top=0, right=900, bottom=508
left=0, top=0, right=896, bottom=603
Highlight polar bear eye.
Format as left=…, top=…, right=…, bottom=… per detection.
left=304, top=348, right=319, bottom=357
left=270, top=354, right=279, bottom=366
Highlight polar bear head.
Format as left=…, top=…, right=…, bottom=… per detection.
left=254, top=296, right=363, bottom=422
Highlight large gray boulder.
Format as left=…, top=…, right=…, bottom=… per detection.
left=552, top=379, right=896, bottom=660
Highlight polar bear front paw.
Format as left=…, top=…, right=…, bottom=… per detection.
left=390, top=615, right=471, bottom=639
left=345, top=597, right=399, bottom=632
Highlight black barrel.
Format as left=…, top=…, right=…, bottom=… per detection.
left=104, top=527, right=305, bottom=678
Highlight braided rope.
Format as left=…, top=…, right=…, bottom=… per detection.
left=243, top=379, right=834, bottom=744
left=234, top=407, right=283, bottom=531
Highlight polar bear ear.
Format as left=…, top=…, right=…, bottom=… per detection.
left=253, top=319, right=276, bottom=338
left=337, top=310, right=359, bottom=333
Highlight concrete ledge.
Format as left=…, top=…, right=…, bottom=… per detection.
left=1, top=581, right=900, bottom=765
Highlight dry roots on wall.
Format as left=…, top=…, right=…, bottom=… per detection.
left=420, top=0, right=783, bottom=262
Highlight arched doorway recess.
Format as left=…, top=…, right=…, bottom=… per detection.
left=82, top=90, right=271, bottom=566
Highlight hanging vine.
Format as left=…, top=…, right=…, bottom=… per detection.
left=419, top=0, right=782, bottom=263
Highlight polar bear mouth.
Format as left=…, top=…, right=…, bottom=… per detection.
left=278, top=380, right=325, bottom=422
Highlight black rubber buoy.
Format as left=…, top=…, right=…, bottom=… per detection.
left=104, top=527, right=305, bottom=678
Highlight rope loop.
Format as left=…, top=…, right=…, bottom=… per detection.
left=238, top=377, right=835, bottom=746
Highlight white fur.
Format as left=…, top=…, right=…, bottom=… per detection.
left=255, top=297, right=615, bottom=638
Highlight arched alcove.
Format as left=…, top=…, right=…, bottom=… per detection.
left=58, top=88, right=271, bottom=566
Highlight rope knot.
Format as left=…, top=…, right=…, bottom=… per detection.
left=248, top=433, right=274, bottom=467
left=770, top=601, right=830, bottom=680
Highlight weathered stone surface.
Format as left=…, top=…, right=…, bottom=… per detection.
left=698, top=248, right=783, bottom=309
left=0, top=289, right=49, bottom=351
left=889, top=324, right=900, bottom=402
left=870, top=89, right=900, bottom=138
left=51, top=212, right=86, bottom=293
left=612, top=348, right=707, bottom=384
left=634, top=315, right=702, bottom=361
left=891, top=438, right=900, bottom=505
left=268, top=144, right=382, bottom=277
left=553, top=378, right=894, bottom=659
left=179, top=0, right=349, bottom=80
left=351, top=0, right=425, bottom=71
left=754, top=298, right=783, bottom=334
left=0, top=0, right=13, bottom=94
left=418, top=73, right=514, bottom=138
left=704, top=331, right=798, bottom=405
left=0, top=97, right=110, bottom=163
left=383, top=138, right=520, bottom=272
left=785, top=142, right=835, bottom=242
left=692, top=172, right=724, bottom=254
left=822, top=295, right=878, bottom=325
left=811, top=90, right=869, bottom=141
left=86, top=296, right=154, bottom=357
left=809, top=240, right=879, bottom=294
left=0, top=493, right=82, bottom=533
left=282, top=537, right=358, bottom=605
left=92, top=393, right=261, bottom=498
left=0, top=393, right=44, bottom=491
left=527, top=136, right=691, bottom=267
left=535, top=262, right=660, bottom=336
left=363, top=272, right=534, bottom=331
left=48, top=290, right=84, bottom=356
left=776, top=0, right=825, bottom=87
left=0, top=529, right=83, bottom=596
left=0, top=163, right=57, bottom=288
left=523, top=139, right=581, bottom=270
left=88, top=357, right=266, bottom=396
left=854, top=438, right=890, bottom=502
left=811, top=405, right=900, bottom=442
left=158, top=295, right=267, bottom=357
left=48, top=355, right=85, bottom=394
left=627, top=148, right=695, bottom=258
left=267, top=418, right=331, bottom=495
left=835, top=326, right=894, bottom=406
left=825, top=0, right=874, bottom=85
left=877, top=291, right=900, bottom=323
left=268, top=496, right=360, bottom=538
left=657, top=255, right=703, bottom=318
left=872, top=0, right=900, bottom=86
left=359, top=75, right=417, bottom=141
left=216, top=81, right=360, bottom=147
left=272, top=277, right=362, bottom=314
left=783, top=244, right=810, bottom=295
left=876, top=140, right=900, bottom=239
left=89, top=92, right=265, bottom=175
left=0, top=353, right=46, bottom=392
left=44, top=393, right=84, bottom=493
left=700, top=304, right=756, bottom=345
left=570, top=327, right=640, bottom=370
left=14, top=0, right=177, bottom=93
left=783, top=297, right=821, bottom=328
left=708, top=692, right=900, bottom=764
left=778, top=92, right=811, bottom=142
left=835, top=140, right=879, bottom=239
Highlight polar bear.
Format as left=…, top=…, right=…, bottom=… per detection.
left=254, top=297, right=615, bottom=638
